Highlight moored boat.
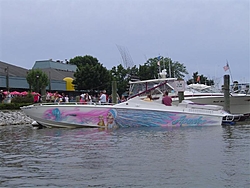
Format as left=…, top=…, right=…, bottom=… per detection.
left=21, top=96, right=229, bottom=128
left=171, top=83, right=250, bottom=115
left=128, top=73, right=250, bottom=115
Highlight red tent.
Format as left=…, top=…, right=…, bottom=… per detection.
left=10, top=91, right=21, bottom=95
left=21, top=91, right=28, bottom=95
left=31, top=92, right=40, bottom=96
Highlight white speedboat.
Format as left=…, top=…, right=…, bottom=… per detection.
left=128, top=75, right=250, bottom=115
left=20, top=96, right=229, bottom=128
left=171, top=83, right=250, bottom=115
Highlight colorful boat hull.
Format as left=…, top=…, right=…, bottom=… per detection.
left=21, top=98, right=225, bottom=128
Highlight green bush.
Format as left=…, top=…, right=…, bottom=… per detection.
left=11, top=95, right=34, bottom=103
left=0, top=103, right=33, bottom=110
left=0, top=95, right=34, bottom=110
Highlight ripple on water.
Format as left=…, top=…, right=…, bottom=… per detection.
left=0, top=125, right=249, bottom=187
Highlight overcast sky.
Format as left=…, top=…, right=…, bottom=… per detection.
left=0, top=0, right=249, bottom=84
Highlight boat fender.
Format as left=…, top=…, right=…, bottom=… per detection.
left=31, top=121, right=39, bottom=126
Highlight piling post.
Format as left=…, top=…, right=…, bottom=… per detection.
left=175, top=79, right=185, bottom=103
left=178, top=91, right=184, bottom=103
left=112, top=81, right=118, bottom=104
left=224, top=75, right=230, bottom=113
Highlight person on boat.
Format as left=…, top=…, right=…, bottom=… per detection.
left=162, top=91, right=172, bottom=106
left=120, top=95, right=126, bottom=102
left=144, top=94, right=153, bottom=101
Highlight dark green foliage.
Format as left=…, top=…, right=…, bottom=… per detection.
left=186, top=71, right=214, bottom=85
left=138, top=57, right=188, bottom=80
left=0, top=103, right=33, bottom=110
left=110, top=64, right=130, bottom=96
left=0, top=94, right=34, bottom=110
left=71, top=55, right=111, bottom=93
left=70, top=55, right=189, bottom=96
left=11, top=95, right=34, bottom=103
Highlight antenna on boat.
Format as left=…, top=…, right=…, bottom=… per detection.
left=157, top=55, right=162, bottom=77
left=116, top=44, right=134, bottom=68
left=168, top=58, right=172, bottom=78
left=226, top=60, right=234, bottom=84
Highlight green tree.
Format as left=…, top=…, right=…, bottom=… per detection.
left=138, top=57, right=188, bottom=80
left=110, top=64, right=130, bottom=96
left=69, top=55, right=99, bottom=67
left=72, top=56, right=111, bottom=93
left=26, top=69, right=49, bottom=93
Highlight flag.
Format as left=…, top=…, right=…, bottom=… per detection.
left=157, top=56, right=161, bottom=60
left=223, top=63, right=229, bottom=71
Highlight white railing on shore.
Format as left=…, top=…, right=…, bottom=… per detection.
left=35, top=102, right=115, bottom=106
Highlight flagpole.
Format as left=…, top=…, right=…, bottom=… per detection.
left=169, top=58, right=171, bottom=78
left=227, top=60, right=234, bottom=84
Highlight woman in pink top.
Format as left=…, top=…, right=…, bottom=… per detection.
left=162, top=91, right=172, bottom=106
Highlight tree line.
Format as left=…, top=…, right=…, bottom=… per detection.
left=26, top=55, right=214, bottom=96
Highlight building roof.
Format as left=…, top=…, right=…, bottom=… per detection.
left=41, top=68, right=75, bottom=81
left=0, top=61, right=29, bottom=77
left=33, top=60, right=77, bottom=72
left=0, top=60, right=75, bottom=81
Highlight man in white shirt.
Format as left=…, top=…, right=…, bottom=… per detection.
left=80, top=93, right=85, bottom=99
left=99, top=90, right=107, bottom=104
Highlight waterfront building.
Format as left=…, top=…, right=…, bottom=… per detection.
left=0, top=59, right=76, bottom=93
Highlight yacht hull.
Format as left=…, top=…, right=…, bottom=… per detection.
left=21, top=98, right=226, bottom=128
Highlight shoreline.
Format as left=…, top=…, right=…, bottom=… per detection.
left=0, top=110, right=34, bottom=126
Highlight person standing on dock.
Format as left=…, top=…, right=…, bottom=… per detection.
left=99, top=90, right=107, bottom=104
left=0, top=90, right=4, bottom=103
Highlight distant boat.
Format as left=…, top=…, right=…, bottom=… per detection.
left=171, top=83, right=250, bottom=115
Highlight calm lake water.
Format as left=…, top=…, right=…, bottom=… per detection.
left=0, top=124, right=249, bottom=188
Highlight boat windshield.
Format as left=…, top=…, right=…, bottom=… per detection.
left=128, top=78, right=176, bottom=98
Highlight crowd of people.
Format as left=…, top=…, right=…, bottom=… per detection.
left=1, top=89, right=172, bottom=106
left=43, top=90, right=128, bottom=104
left=0, top=90, right=12, bottom=103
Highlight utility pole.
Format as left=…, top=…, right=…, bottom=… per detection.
left=49, top=71, right=51, bottom=91
left=5, top=66, right=9, bottom=91
left=36, top=75, right=40, bottom=93
left=168, top=58, right=172, bottom=78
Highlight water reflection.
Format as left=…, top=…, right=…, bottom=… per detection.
left=220, top=125, right=250, bottom=188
